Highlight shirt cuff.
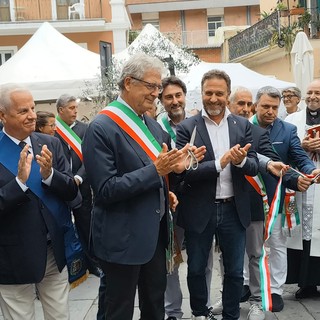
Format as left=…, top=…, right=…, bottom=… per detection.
left=74, top=175, right=83, bottom=184
left=42, top=168, right=54, bottom=186
left=234, top=157, right=247, bottom=168
left=16, top=177, right=28, bottom=192
left=215, top=159, right=222, bottom=172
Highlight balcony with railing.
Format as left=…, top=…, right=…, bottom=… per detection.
left=228, top=11, right=279, bottom=61
left=0, top=0, right=105, bottom=22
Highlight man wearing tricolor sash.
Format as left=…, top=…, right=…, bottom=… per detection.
left=0, top=85, right=78, bottom=319
left=159, top=76, right=214, bottom=320
left=252, top=86, right=318, bottom=312
left=55, top=95, right=99, bottom=276
left=82, top=53, right=205, bottom=320
left=285, top=79, right=320, bottom=299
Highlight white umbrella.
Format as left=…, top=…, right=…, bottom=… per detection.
left=291, top=31, right=314, bottom=108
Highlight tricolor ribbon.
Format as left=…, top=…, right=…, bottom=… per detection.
left=260, top=173, right=283, bottom=311
left=55, top=115, right=83, bottom=161
left=282, top=189, right=300, bottom=237
left=159, top=116, right=176, bottom=142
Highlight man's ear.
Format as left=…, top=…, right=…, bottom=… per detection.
left=0, top=111, right=5, bottom=123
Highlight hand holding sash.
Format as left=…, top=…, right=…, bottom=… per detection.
left=36, top=145, right=53, bottom=180
left=17, top=144, right=33, bottom=184
left=267, top=161, right=289, bottom=177
left=302, top=131, right=320, bottom=153
left=297, top=175, right=313, bottom=192
left=169, top=191, right=179, bottom=212
left=311, top=169, right=320, bottom=183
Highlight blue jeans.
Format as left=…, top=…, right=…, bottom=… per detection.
left=185, top=200, right=246, bottom=319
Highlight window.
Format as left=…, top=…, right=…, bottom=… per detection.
left=0, top=0, right=10, bottom=21
left=56, top=0, right=79, bottom=20
left=208, top=16, right=224, bottom=37
left=142, top=19, right=159, bottom=30
left=0, top=48, right=15, bottom=66
left=141, top=12, right=159, bottom=30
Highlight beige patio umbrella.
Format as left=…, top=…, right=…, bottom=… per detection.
left=291, top=31, right=314, bottom=108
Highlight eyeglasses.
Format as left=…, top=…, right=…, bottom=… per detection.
left=130, top=76, right=163, bottom=94
left=282, top=94, right=297, bottom=100
left=45, top=123, right=56, bottom=128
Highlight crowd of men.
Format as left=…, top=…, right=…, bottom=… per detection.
left=0, top=52, right=320, bottom=320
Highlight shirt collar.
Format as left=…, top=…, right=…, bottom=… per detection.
left=202, top=106, right=230, bottom=124
left=2, top=128, right=32, bottom=146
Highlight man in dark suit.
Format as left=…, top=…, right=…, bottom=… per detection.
left=0, top=84, right=78, bottom=319
left=55, top=94, right=98, bottom=274
left=253, top=86, right=317, bottom=312
left=82, top=53, right=204, bottom=320
left=175, top=70, right=259, bottom=320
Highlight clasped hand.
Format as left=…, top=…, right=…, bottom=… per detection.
left=220, top=143, right=251, bottom=169
left=17, top=144, right=53, bottom=184
left=154, top=143, right=206, bottom=176
left=302, top=131, right=320, bottom=153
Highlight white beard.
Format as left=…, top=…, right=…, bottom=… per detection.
left=206, top=106, right=223, bottom=116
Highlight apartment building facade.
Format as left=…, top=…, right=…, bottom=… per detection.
left=0, top=0, right=130, bottom=66
left=126, top=0, right=261, bottom=62
left=227, top=0, right=320, bottom=81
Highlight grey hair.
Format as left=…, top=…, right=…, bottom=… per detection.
left=256, top=86, right=281, bottom=103
left=56, top=94, right=77, bottom=112
left=117, top=53, right=165, bottom=91
left=281, top=86, right=301, bottom=99
left=0, top=84, right=30, bottom=113
left=230, top=86, right=252, bottom=103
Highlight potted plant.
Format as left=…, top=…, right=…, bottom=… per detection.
left=276, top=2, right=289, bottom=17
left=298, top=11, right=312, bottom=35
left=270, top=21, right=299, bottom=55
left=290, top=7, right=305, bottom=16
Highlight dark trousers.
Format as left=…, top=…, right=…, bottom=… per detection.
left=185, top=200, right=246, bottom=319
left=99, top=228, right=167, bottom=320
left=73, top=204, right=101, bottom=275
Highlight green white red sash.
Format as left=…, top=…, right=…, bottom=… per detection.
left=159, top=116, right=176, bottom=142
left=55, top=116, right=83, bottom=161
left=282, top=189, right=300, bottom=237
left=260, top=174, right=282, bottom=311
left=99, top=100, right=175, bottom=273
left=245, top=174, right=269, bottom=214
left=100, top=101, right=162, bottom=160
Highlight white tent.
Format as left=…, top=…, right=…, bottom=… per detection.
left=182, top=62, right=296, bottom=110
left=0, top=22, right=101, bottom=101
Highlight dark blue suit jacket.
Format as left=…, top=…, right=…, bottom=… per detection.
left=0, top=132, right=77, bottom=284
left=260, top=118, right=315, bottom=212
left=175, top=112, right=259, bottom=233
left=83, top=113, right=171, bottom=265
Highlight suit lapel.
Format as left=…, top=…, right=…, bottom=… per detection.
left=30, top=133, right=43, bottom=157
left=269, top=118, right=282, bottom=142
left=227, top=115, right=239, bottom=148
left=195, top=113, right=215, bottom=160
